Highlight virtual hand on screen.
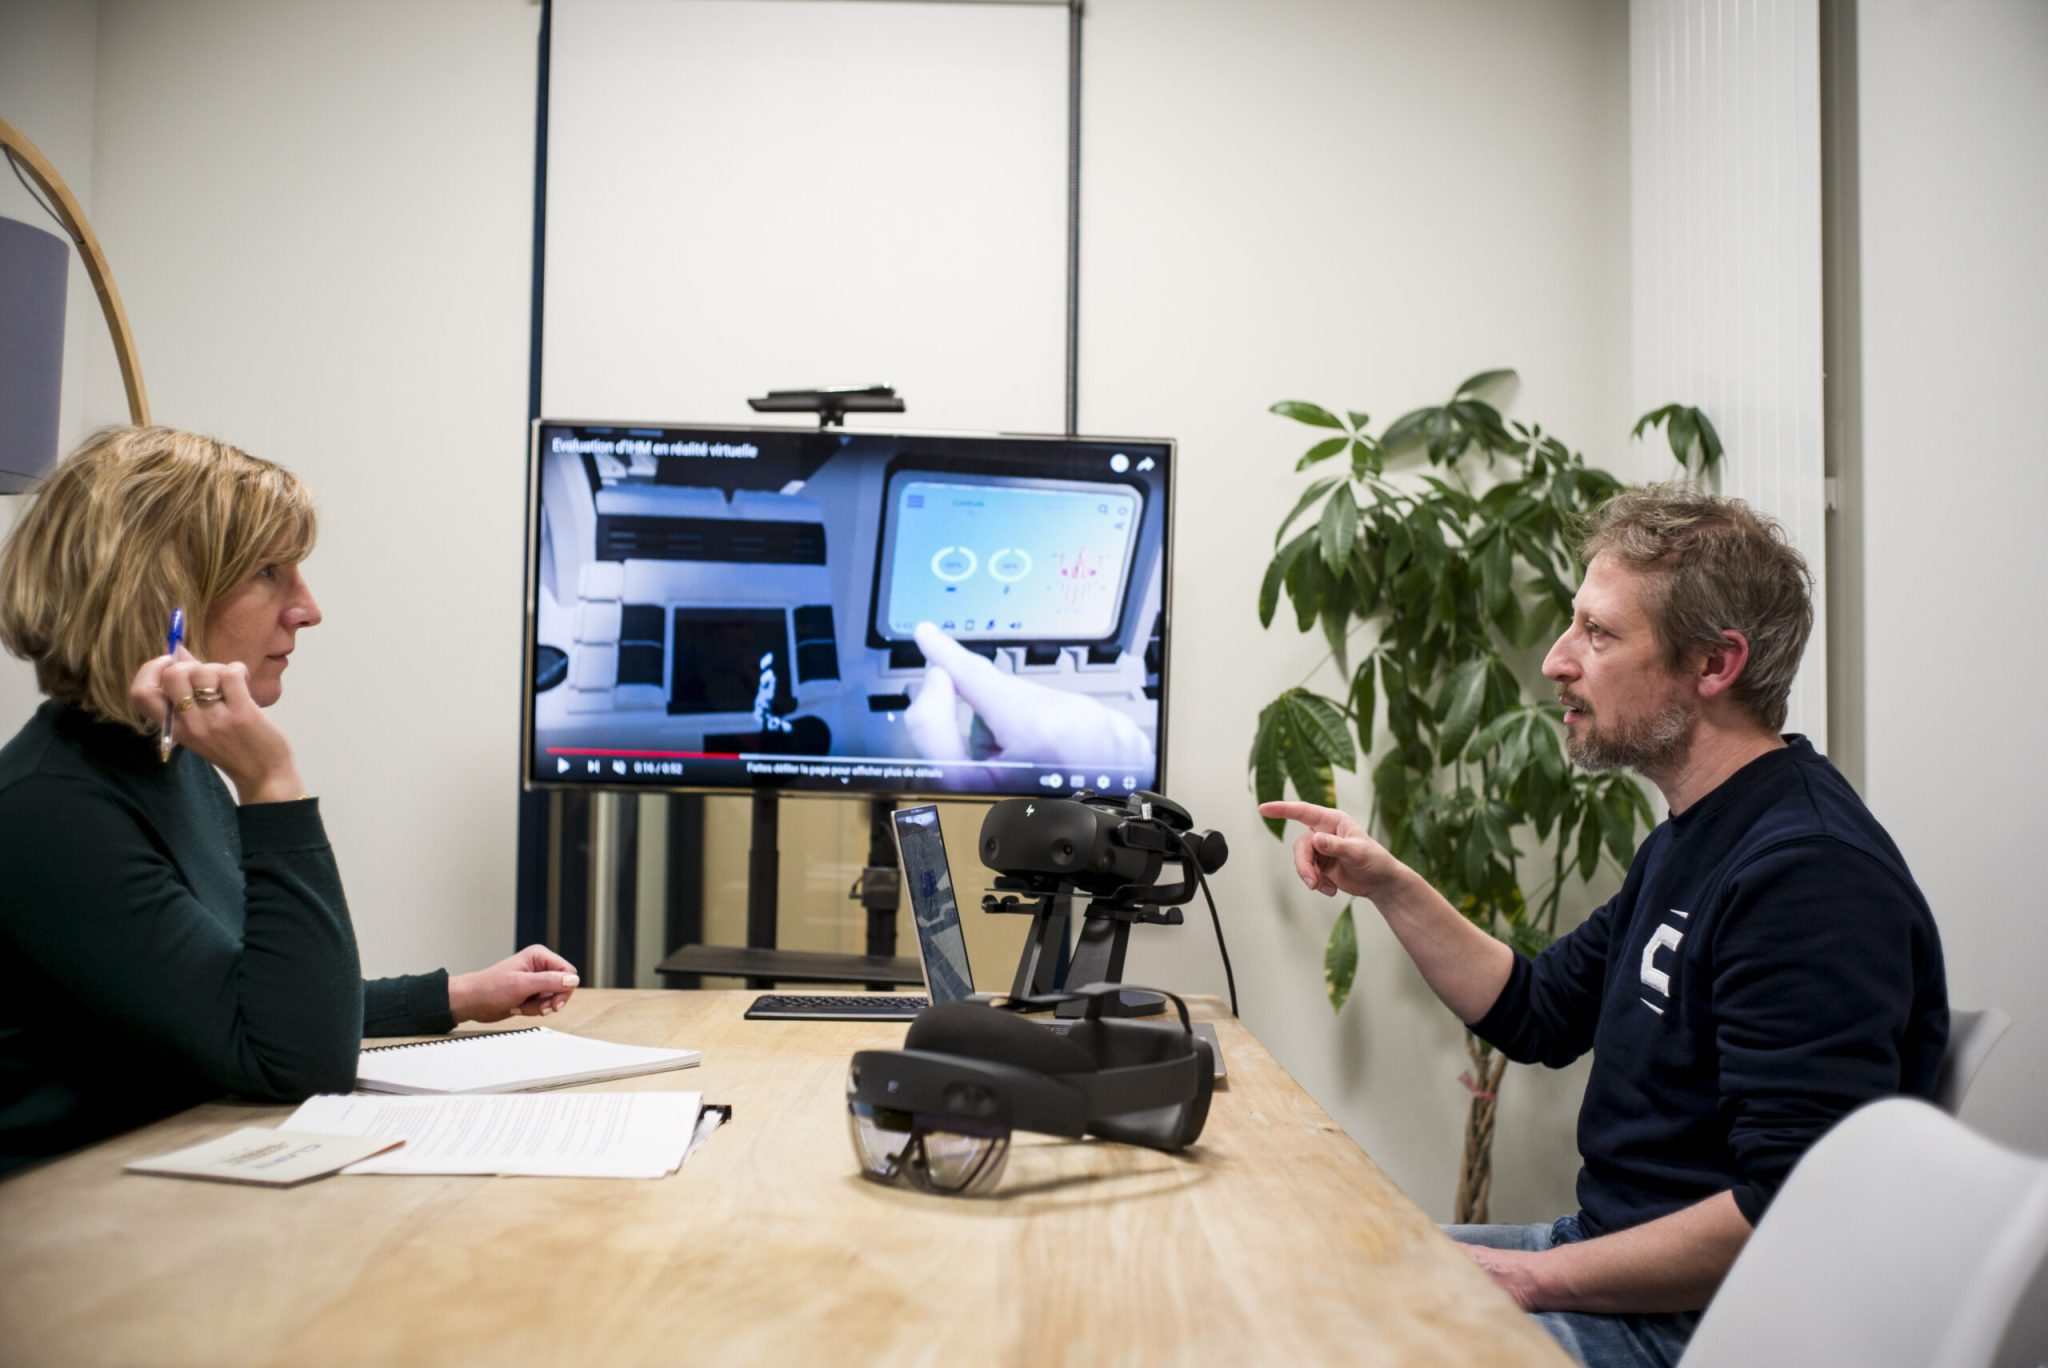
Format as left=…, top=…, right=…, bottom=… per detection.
left=904, top=621, right=1154, bottom=771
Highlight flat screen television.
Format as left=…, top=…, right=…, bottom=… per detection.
left=523, top=420, right=1173, bottom=799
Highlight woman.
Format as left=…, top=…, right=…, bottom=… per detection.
left=0, top=427, right=578, bottom=1176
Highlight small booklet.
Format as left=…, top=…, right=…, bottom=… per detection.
left=126, top=1127, right=406, bottom=1186
left=355, top=1025, right=700, bottom=1095
left=285, top=1092, right=703, bottom=1178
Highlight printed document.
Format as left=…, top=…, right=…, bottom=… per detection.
left=285, top=1091, right=702, bottom=1178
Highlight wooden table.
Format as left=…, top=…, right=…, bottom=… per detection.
left=0, top=991, right=1567, bottom=1366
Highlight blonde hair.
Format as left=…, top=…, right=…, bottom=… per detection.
left=1579, top=484, right=1813, bottom=732
left=0, top=427, right=317, bottom=732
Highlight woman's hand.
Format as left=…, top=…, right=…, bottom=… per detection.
left=449, top=945, right=581, bottom=1023
left=132, top=647, right=306, bottom=803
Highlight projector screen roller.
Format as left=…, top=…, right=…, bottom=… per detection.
left=524, top=421, right=1173, bottom=799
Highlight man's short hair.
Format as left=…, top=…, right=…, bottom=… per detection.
left=0, top=426, right=317, bottom=732
left=1579, top=484, right=1814, bottom=732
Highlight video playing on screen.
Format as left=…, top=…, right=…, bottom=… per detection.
left=524, top=422, right=1172, bottom=798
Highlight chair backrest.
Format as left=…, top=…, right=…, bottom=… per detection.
left=1680, top=1097, right=2048, bottom=1368
left=1936, top=1007, right=2014, bottom=1114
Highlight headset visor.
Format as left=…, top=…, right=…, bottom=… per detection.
left=848, top=1102, right=1011, bottom=1195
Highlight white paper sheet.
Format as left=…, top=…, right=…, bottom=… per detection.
left=285, top=1091, right=702, bottom=1179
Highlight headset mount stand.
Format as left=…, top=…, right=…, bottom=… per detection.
left=984, top=879, right=1177, bottom=1018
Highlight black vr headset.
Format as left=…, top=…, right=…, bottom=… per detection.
left=847, top=984, right=1215, bottom=1195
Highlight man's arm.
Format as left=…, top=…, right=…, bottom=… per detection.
left=1462, top=1190, right=1752, bottom=1314
left=1260, top=800, right=1511, bottom=1022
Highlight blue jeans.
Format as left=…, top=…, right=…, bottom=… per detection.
left=1444, top=1215, right=1700, bottom=1368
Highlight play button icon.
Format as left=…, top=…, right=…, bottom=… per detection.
left=556, top=757, right=570, bottom=774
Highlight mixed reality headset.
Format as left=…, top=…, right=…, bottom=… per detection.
left=846, top=983, right=1214, bottom=1196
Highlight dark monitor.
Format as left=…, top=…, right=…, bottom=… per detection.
left=523, top=421, right=1173, bottom=798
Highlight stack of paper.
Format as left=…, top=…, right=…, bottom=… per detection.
left=355, top=1026, right=700, bottom=1095
left=285, top=1092, right=704, bottom=1179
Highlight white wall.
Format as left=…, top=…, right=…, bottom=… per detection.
left=1083, top=0, right=1632, bottom=1221
left=1630, top=0, right=1827, bottom=741
left=1856, top=0, right=2048, bottom=1152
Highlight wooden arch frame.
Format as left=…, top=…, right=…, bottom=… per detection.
left=0, top=115, right=149, bottom=425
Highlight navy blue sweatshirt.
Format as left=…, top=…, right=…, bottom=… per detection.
left=1473, top=736, right=1947, bottom=1236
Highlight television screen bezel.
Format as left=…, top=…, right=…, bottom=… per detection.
left=520, top=418, right=1176, bottom=802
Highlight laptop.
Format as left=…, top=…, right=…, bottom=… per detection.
left=741, top=806, right=1228, bottom=1077
left=743, top=804, right=973, bottom=1021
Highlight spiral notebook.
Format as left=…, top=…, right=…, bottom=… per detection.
left=355, top=1026, right=700, bottom=1095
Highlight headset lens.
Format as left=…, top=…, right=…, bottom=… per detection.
left=848, top=1103, right=1010, bottom=1196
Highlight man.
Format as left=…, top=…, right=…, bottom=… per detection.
left=1263, top=485, right=1946, bottom=1368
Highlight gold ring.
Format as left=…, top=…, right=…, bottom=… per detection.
left=193, top=685, right=225, bottom=703
left=175, top=695, right=198, bottom=713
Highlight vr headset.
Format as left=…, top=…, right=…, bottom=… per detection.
left=846, top=983, right=1215, bottom=1195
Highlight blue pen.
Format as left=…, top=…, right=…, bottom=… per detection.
left=159, top=607, right=185, bottom=762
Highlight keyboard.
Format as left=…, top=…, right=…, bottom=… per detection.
left=744, top=993, right=931, bottom=1021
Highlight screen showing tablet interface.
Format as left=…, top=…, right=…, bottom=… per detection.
left=877, top=475, right=1143, bottom=643
left=894, top=805, right=974, bottom=1005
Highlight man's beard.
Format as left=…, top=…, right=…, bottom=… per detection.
left=1560, top=692, right=1697, bottom=774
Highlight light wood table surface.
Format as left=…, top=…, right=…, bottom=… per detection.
left=0, top=990, right=1568, bottom=1366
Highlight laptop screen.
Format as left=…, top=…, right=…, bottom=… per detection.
left=892, top=805, right=975, bottom=1004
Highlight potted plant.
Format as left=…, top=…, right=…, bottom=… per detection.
left=1248, top=370, right=1719, bottom=1221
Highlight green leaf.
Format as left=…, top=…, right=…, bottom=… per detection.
left=1290, top=689, right=1358, bottom=768
left=1436, top=656, right=1490, bottom=760
left=1261, top=690, right=1346, bottom=805
left=1274, top=475, right=1341, bottom=548
left=1695, top=410, right=1725, bottom=473
left=1455, top=368, right=1517, bottom=397
left=1667, top=407, right=1698, bottom=468
left=1382, top=517, right=1413, bottom=577
left=1271, top=400, right=1345, bottom=429
left=1346, top=410, right=1371, bottom=432
left=1381, top=407, right=1434, bottom=452
left=1324, top=903, right=1359, bottom=1011
left=1381, top=655, right=1415, bottom=745
left=1253, top=722, right=1287, bottom=837
left=1481, top=804, right=1516, bottom=861
left=1260, top=529, right=1315, bottom=628
left=1321, top=600, right=1351, bottom=677
left=1319, top=481, right=1358, bottom=572
left=1350, top=658, right=1377, bottom=753
left=1425, top=409, right=1455, bottom=462
left=1631, top=404, right=1675, bottom=441
left=1575, top=805, right=1602, bottom=882
left=1297, top=436, right=1348, bottom=470
left=1258, top=556, right=1287, bottom=629
left=1289, top=549, right=1325, bottom=633
left=1461, top=824, right=1488, bottom=892
left=1348, top=437, right=1381, bottom=479
left=1282, top=731, right=1335, bottom=810
left=1600, top=780, right=1642, bottom=867
left=1479, top=533, right=1512, bottom=616
left=1498, top=711, right=1533, bottom=779
left=1464, top=708, right=1517, bottom=765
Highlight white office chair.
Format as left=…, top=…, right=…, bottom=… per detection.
left=1937, top=1007, right=2015, bottom=1114
left=1679, top=1097, right=2048, bottom=1368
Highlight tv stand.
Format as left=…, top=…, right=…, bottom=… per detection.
left=656, top=793, right=920, bottom=989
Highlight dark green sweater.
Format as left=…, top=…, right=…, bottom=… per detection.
left=0, top=701, right=453, bottom=1176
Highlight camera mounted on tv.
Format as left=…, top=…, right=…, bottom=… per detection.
left=978, top=790, right=1228, bottom=1018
